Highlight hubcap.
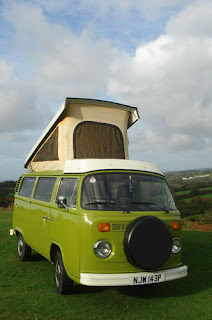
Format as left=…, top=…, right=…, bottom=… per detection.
left=55, top=261, right=61, bottom=287
left=18, top=238, right=24, bottom=256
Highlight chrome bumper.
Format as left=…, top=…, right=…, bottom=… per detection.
left=80, top=265, right=188, bottom=286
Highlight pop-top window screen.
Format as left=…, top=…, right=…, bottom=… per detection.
left=74, top=122, right=125, bottom=159
left=34, top=128, right=59, bottom=162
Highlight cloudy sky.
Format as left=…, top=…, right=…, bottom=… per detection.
left=0, top=0, right=212, bottom=180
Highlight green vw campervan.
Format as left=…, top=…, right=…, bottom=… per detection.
left=12, top=98, right=187, bottom=294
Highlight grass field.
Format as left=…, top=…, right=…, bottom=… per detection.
left=0, top=211, right=211, bottom=320
left=176, top=187, right=212, bottom=197
left=175, top=190, right=191, bottom=196
left=201, top=194, right=212, bottom=199
left=200, top=187, right=212, bottom=192
left=185, top=194, right=212, bottom=202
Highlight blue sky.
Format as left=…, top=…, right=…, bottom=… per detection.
left=0, top=0, right=212, bottom=180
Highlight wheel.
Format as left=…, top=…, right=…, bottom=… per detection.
left=54, top=250, right=73, bottom=294
left=17, top=233, right=31, bottom=261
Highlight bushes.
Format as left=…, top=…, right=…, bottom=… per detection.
left=0, top=180, right=16, bottom=208
left=183, top=213, right=212, bottom=224
left=182, top=212, right=212, bottom=231
left=177, top=197, right=211, bottom=217
left=0, top=196, right=14, bottom=207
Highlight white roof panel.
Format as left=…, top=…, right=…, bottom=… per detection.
left=64, top=159, right=163, bottom=175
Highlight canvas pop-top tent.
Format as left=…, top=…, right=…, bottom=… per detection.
left=25, top=98, right=140, bottom=171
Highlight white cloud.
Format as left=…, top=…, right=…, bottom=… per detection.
left=108, top=1, right=212, bottom=165
left=166, top=0, right=212, bottom=37
left=0, top=61, right=14, bottom=84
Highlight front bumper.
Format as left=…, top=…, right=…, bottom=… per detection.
left=80, top=265, right=188, bottom=286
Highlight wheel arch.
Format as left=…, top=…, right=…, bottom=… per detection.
left=14, top=228, right=23, bottom=238
left=50, top=243, right=62, bottom=262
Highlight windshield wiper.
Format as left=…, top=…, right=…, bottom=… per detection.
left=130, top=201, right=169, bottom=213
left=84, top=200, right=109, bottom=205
left=84, top=200, right=130, bottom=213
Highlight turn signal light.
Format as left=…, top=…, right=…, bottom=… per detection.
left=172, top=221, right=180, bottom=230
left=98, top=223, right=110, bottom=232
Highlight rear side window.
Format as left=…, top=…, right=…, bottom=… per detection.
left=19, top=177, right=36, bottom=197
left=34, top=177, right=56, bottom=202
left=56, top=178, right=78, bottom=206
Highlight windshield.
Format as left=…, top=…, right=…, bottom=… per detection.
left=81, top=172, right=176, bottom=212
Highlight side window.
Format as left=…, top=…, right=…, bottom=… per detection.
left=56, top=178, right=78, bottom=207
left=34, top=177, right=56, bottom=202
left=19, top=177, right=36, bottom=197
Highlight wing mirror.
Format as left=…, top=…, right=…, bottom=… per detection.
left=57, top=196, right=68, bottom=211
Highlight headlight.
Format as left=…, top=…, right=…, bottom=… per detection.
left=94, top=240, right=112, bottom=258
left=172, top=237, right=181, bottom=254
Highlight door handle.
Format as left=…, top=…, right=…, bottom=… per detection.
left=42, top=216, right=48, bottom=220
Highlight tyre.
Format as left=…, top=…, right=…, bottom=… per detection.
left=54, top=250, right=73, bottom=294
left=17, top=233, right=32, bottom=261
left=124, top=216, right=172, bottom=270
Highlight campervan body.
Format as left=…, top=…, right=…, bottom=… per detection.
left=12, top=98, right=188, bottom=294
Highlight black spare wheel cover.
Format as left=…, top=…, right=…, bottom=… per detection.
left=124, top=216, right=172, bottom=270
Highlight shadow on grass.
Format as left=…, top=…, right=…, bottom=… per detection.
left=72, top=284, right=111, bottom=295
left=30, top=252, right=46, bottom=262
left=116, top=276, right=201, bottom=299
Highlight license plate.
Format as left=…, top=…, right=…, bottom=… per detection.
left=130, top=273, right=165, bottom=285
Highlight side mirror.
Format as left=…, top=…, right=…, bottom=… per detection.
left=57, top=196, right=68, bottom=211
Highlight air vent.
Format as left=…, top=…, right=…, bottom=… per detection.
left=14, top=176, right=22, bottom=194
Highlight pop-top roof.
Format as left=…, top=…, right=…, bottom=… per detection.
left=25, top=98, right=140, bottom=169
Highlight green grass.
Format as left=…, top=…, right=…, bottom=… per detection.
left=0, top=211, right=211, bottom=320
left=175, top=190, right=191, bottom=196
left=200, top=187, right=212, bottom=192
left=176, top=188, right=212, bottom=199
left=185, top=194, right=212, bottom=202
left=201, top=193, right=212, bottom=199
